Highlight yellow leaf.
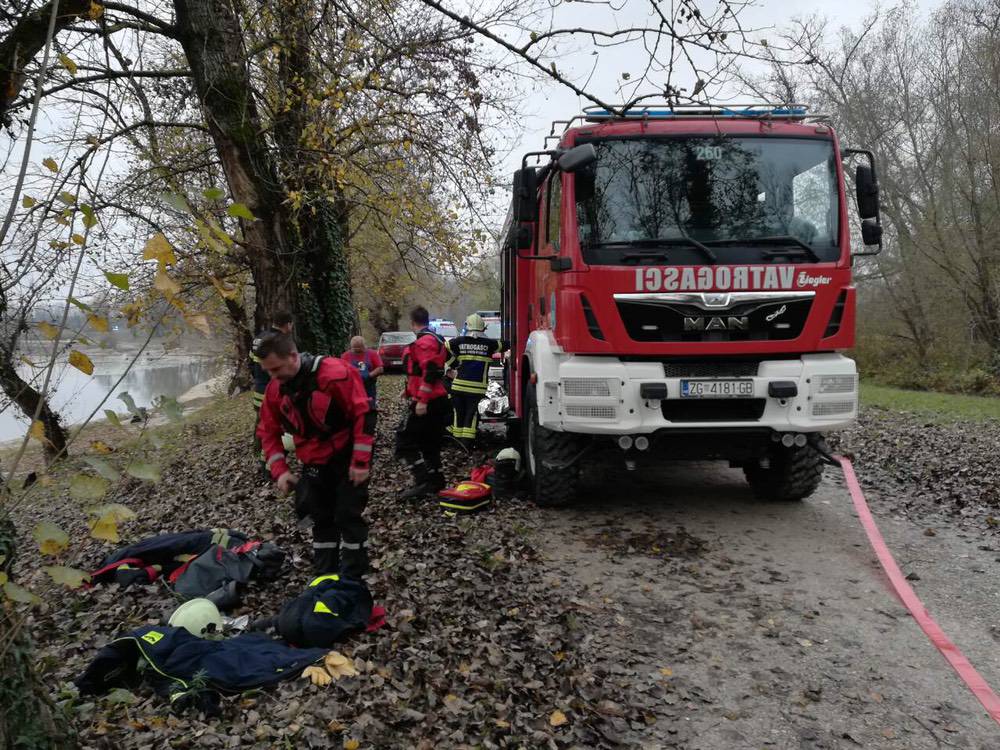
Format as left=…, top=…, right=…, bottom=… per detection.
left=87, top=314, right=109, bottom=332
left=22, top=195, right=36, bottom=208
left=37, top=321, right=60, bottom=340
left=89, top=512, right=120, bottom=542
left=58, top=54, right=77, bottom=75
left=0, top=572, right=6, bottom=585
left=343, top=740, right=359, bottom=750
left=90, top=504, right=136, bottom=522
left=154, top=267, right=181, bottom=298
left=69, top=349, right=94, bottom=375
left=58, top=191, right=76, bottom=206
left=72, top=233, right=86, bottom=245
left=142, top=233, right=176, bottom=266
left=42, top=157, right=58, bottom=172
left=549, top=709, right=568, bottom=727
left=29, top=420, right=47, bottom=443
left=209, top=276, right=238, bottom=300
left=3, top=581, right=41, bottom=605
left=90, top=440, right=113, bottom=454
left=70, top=473, right=109, bottom=501
left=184, top=313, right=210, bottom=336
left=33, top=522, right=70, bottom=556
left=44, top=566, right=90, bottom=588
left=89, top=1, right=104, bottom=19
left=20, top=354, right=36, bottom=367
left=659, top=667, right=673, bottom=677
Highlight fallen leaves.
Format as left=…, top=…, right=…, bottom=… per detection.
left=33, top=522, right=69, bottom=556
left=548, top=709, right=568, bottom=727
left=44, top=566, right=91, bottom=589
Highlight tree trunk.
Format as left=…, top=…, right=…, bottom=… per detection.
left=0, top=515, right=75, bottom=750
left=173, top=0, right=356, bottom=357
left=223, top=297, right=253, bottom=394
left=0, top=352, right=67, bottom=465
left=0, top=0, right=90, bottom=128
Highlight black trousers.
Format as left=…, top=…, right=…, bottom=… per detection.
left=395, top=397, right=451, bottom=476
left=448, top=391, right=482, bottom=444
left=294, top=456, right=369, bottom=578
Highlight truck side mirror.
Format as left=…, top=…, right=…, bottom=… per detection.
left=855, top=164, right=879, bottom=220
left=557, top=143, right=597, bottom=173
left=512, top=168, right=539, bottom=223
left=860, top=218, right=883, bottom=247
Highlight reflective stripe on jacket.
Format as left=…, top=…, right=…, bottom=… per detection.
left=445, top=336, right=504, bottom=395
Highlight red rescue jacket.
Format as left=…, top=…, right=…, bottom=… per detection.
left=403, top=328, right=448, bottom=403
left=257, top=355, right=374, bottom=480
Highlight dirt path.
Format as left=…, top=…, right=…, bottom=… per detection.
left=526, top=461, right=1000, bottom=748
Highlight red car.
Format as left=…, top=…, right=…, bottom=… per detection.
left=377, top=331, right=417, bottom=371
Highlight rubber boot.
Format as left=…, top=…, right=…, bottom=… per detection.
left=312, top=543, right=339, bottom=575
left=340, top=542, right=369, bottom=580
left=398, top=460, right=430, bottom=502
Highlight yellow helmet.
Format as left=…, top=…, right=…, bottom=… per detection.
left=168, top=598, right=223, bottom=639
left=465, top=313, right=486, bottom=333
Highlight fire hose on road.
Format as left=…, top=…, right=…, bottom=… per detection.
left=836, top=455, right=1000, bottom=727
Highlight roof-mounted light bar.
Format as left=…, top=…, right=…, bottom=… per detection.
left=581, top=103, right=811, bottom=122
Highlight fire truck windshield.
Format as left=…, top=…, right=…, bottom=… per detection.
left=574, top=137, right=839, bottom=264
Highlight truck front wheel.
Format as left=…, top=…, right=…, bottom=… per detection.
left=743, top=440, right=824, bottom=502
left=524, top=385, right=583, bottom=507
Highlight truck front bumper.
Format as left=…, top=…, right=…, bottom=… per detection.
left=536, top=352, right=858, bottom=434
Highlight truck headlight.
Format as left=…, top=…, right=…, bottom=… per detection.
left=816, top=374, right=857, bottom=394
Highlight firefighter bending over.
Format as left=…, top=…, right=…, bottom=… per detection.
left=255, top=333, right=374, bottom=577
left=395, top=306, right=450, bottom=501
left=446, top=313, right=506, bottom=450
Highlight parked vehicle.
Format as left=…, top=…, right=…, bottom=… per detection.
left=501, top=102, right=883, bottom=506
left=429, top=319, right=458, bottom=340
left=377, top=331, right=417, bottom=370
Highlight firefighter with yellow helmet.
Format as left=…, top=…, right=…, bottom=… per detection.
left=445, top=313, right=506, bottom=450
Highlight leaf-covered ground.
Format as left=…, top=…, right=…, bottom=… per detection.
left=8, top=379, right=1000, bottom=748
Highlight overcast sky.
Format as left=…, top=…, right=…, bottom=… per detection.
left=499, top=0, right=935, bottom=181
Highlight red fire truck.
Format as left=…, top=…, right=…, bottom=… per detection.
left=501, top=104, right=882, bottom=506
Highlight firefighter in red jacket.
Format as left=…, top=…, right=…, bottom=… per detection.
left=395, top=305, right=451, bottom=501
left=255, top=333, right=375, bottom=577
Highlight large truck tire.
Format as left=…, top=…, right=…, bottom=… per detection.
left=743, top=440, right=824, bottom=502
left=524, top=384, right=582, bottom=507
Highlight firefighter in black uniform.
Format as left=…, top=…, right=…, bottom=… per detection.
left=251, top=310, right=293, bottom=466
left=445, top=313, right=505, bottom=451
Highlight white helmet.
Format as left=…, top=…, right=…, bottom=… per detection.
left=495, top=447, right=521, bottom=472
left=168, top=598, right=223, bottom=639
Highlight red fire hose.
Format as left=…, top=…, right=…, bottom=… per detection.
left=837, top=455, right=1000, bottom=727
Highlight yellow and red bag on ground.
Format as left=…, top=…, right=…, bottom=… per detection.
left=438, top=470, right=493, bottom=516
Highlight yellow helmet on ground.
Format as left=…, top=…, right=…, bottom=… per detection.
left=465, top=313, right=486, bottom=333
left=168, top=598, right=223, bottom=639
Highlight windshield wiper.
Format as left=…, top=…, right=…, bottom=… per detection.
left=586, top=237, right=716, bottom=264
left=704, top=235, right=821, bottom=263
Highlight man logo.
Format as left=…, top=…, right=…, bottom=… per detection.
left=702, top=293, right=731, bottom=308
left=683, top=316, right=749, bottom=331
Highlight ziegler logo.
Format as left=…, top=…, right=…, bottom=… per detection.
left=683, top=316, right=749, bottom=331
left=796, top=272, right=832, bottom=288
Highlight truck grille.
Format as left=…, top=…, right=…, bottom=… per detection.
left=661, top=398, right=765, bottom=422
left=616, top=297, right=812, bottom=342
left=565, top=404, right=617, bottom=420
left=562, top=378, right=612, bottom=397
left=661, top=361, right=759, bottom=378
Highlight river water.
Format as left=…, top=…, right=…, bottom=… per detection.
left=0, top=349, right=224, bottom=443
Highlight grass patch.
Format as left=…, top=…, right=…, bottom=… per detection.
left=861, top=382, right=1000, bottom=421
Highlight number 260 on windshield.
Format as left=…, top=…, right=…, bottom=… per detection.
left=694, top=145, right=722, bottom=160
